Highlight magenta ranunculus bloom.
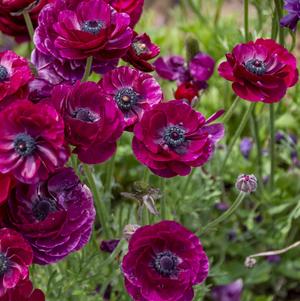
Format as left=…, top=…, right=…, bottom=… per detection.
left=104, top=0, right=144, bottom=27
left=0, top=100, right=69, bottom=184
left=123, top=32, right=160, bottom=72
left=51, top=81, right=124, bottom=164
left=34, top=0, right=133, bottom=61
left=218, top=38, right=299, bottom=103
left=132, top=100, right=224, bottom=178
left=99, top=66, right=163, bottom=130
left=0, top=228, right=33, bottom=297
left=5, top=167, right=96, bottom=265
left=122, top=221, right=209, bottom=301
left=0, top=278, right=45, bottom=301
left=280, top=0, right=300, bottom=31
left=189, top=53, right=215, bottom=82
left=0, top=51, right=33, bottom=102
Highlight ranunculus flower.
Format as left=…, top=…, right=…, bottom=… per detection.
left=122, top=221, right=209, bottom=301
left=51, top=81, right=124, bottom=164
left=218, top=38, right=298, bottom=103
left=0, top=278, right=45, bottom=301
left=211, top=279, right=243, bottom=301
left=123, top=32, right=160, bottom=72
left=175, top=82, right=200, bottom=103
left=189, top=53, right=215, bottom=82
left=4, top=167, right=96, bottom=264
left=132, top=100, right=224, bottom=178
left=0, top=228, right=33, bottom=297
left=0, top=100, right=69, bottom=184
left=99, top=66, right=163, bottom=129
left=0, top=174, right=14, bottom=206
left=104, top=0, right=144, bottom=27
left=239, top=137, right=253, bottom=159
left=0, top=51, right=33, bottom=102
left=100, top=239, right=120, bottom=253
left=0, top=0, right=52, bottom=43
left=280, top=0, right=300, bottom=31
left=34, top=0, right=133, bottom=61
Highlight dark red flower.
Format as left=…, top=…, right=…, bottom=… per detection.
left=0, top=100, right=69, bottom=184
left=0, top=228, right=33, bottom=297
left=218, top=38, right=298, bottom=103
left=123, top=32, right=160, bottom=72
left=122, top=221, right=209, bottom=301
left=0, top=174, right=14, bottom=206
left=175, top=82, right=199, bottom=103
left=0, top=278, right=45, bottom=301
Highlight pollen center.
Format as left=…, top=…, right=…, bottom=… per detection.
left=14, top=133, right=36, bottom=157
left=132, top=41, right=148, bottom=55
left=32, top=197, right=57, bottom=222
left=73, top=108, right=99, bottom=123
left=163, top=125, right=186, bottom=148
left=153, top=251, right=178, bottom=277
left=115, top=87, right=138, bottom=111
left=0, top=253, right=9, bottom=276
left=81, top=20, right=104, bottom=35
left=245, top=59, right=266, bottom=75
left=0, top=65, right=8, bottom=82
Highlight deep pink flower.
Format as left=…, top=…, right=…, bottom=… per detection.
left=122, top=221, right=209, bottom=301
left=218, top=38, right=298, bottom=103
left=4, top=168, right=96, bottom=264
left=0, top=51, right=33, bottom=102
left=212, top=279, right=243, bottom=301
left=123, top=32, right=160, bottom=72
left=0, top=228, right=33, bottom=297
left=132, top=100, right=224, bottom=178
left=51, top=81, right=124, bottom=164
left=104, top=0, right=144, bottom=27
left=0, top=174, right=14, bottom=206
left=99, top=66, right=163, bottom=129
left=0, top=278, right=45, bottom=301
left=34, top=0, right=133, bottom=60
left=175, top=82, right=199, bottom=103
left=0, top=100, right=69, bottom=184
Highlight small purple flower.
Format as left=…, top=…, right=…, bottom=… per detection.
left=212, top=279, right=243, bottom=301
left=240, top=137, right=253, bottom=159
left=266, top=255, right=281, bottom=264
left=215, top=201, right=230, bottom=212
left=280, top=0, right=300, bottom=31
left=189, top=53, right=215, bottom=82
left=100, top=239, right=120, bottom=253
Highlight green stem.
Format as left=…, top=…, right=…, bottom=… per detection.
left=81, top=56, right=93, bottom=82
left=220, top=102, right=255, bottom=173
left=214, top=0, right=224, bottom=26
left=199, top=192, right=246, bottom=235
left=222, top=96, right=239, bottom=124
left=244, top=0, right=250, bottom=41
left=274, top=0, right=284, bottom=45
left=104, top=155, right=115, bottom=211
left=83, top=165, right=111, bottom=238
left=187, top=0, right=206, bottom=23
left=269, top=104, right=275, bottom=191
left=23, top=11, right=34, bottom=41
left=160, top=178, right=167, bottom=220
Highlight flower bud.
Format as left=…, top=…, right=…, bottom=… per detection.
left=245, top=257, right=257, bottom=269
left=235, top=174, right=257, bottom=193
left=123, top=224, right=140, bottom=241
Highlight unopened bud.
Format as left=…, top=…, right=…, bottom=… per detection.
left=123, top=224, right=140, bottom=241
left=245, top=257, right=257, bottom=269
left=236, top=174, right=257, bottom=193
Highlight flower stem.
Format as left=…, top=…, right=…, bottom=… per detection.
left=274, top=0, right=284, bottom=45
left=214, top=0, right=224, bottom=26
left=104, top=155, right=115, bottom=211
left=160, top=178, right=167, bottom=220
left=222, top=96, right=239, bottom=124
left=81, top=56, right=93, bottom=82
left=244, top=0, right=250, bottom=41
left=220, top=102, right=255, bottom=173
left=23, top=11, right=34, bottom=41
left=269, top=103, right=275, bottom=191
left=199, top=192, right=246, bottom=235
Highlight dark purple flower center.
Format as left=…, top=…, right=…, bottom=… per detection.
left=245, top=59, right=266, bottom=75
left=163, top=125, right=186, bottom=148
left=0, top=65, right=8, bottom=82
left=14, top=133, right=36, bottom=157
left=81, top=20, right=104, bottom=35
left=153, top=251, right=178, bottom=277
left=73, top=108, right=99, bottom=123
left=0, top=253, right=9, bottom=276
left=132, top=41, right=148, bottom=55
left=115, top=87, right=138, bottom=111
left=32, top=197, right=57, bottom=221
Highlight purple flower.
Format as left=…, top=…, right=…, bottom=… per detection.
left=34, top=0, right=133, bottom=61
left=212, top=279, right=243, bottom=301
left=266, top=255, right=281, bottom=264
left=122, top=221, right=209, bottom=301
left=189, top=53, right=215, bottom=82
left=0, top=100, right=69, bottom=184
left=99, top=66, right=163, bottom=130
left=132, top=100, right=224, bottom=178
left=100, top=239, right=120, bottom=253
left=51, top=81, right=124, bottom=164
left=281, top=0, right=300, bottom=31
left=215, top=201, right=230, bottom=212
left=4, top=167, right=96, bottom=265
left=240, top=137, right=253, bottom=159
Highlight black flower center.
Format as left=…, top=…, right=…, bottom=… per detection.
left=14, top=133, right=36, bottom=157
left=163, top=125, right=186, bottom=148
left=132, top=41, right=148, bottom=55
left=115, top=88, right=138, bottom=111
left=73, top=108, right=99, bottom=123
left=32, top=197, right=57, bottom=222
left=245, top=59, right=266, bottom=75
left=81, top=20, right=104, bottom=35
left=153, top=251, right=178, bottom=277
left=0, top=65, right=8, bottom=82
left=0, top=253, right=9, bottom=276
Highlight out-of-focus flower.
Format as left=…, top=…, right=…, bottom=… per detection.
left=100, top=240, right=120, bottom=253
left=266, top=255, right=281, bottom=264
left=240, top=137, right=253, bottom=159
left=99, top=66, right=163, bottom=130
left=236, top=174, right=257, bottom=193
left=218, top=39, right=298, bottom=103
left=0, top=173, right=14, bottom=206
left=0, top=228, right=33, bottom=296
left=215, top=201, right=230, bottom=212
left=189, top=53, right=215, bottom=82
left=123, top=32, right=160, bottom=72
left=122, top=221, right=209, bottom=301
left=0, top=100, right=69, bottom=184
left=132, top=100, right=224, bottom=178
left=4, top=168, right=95, bottom=264
left=280, top=0, right=300, bottom=31
left=175, top=81, right=200, bottom=104
left=51, top=81, right=124, bottom=164
left=211, top=279, right=243, bottom=301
